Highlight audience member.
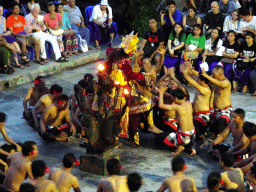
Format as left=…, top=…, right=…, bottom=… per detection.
left=40, top=94, right=76, bottom=142
left=57, top=3, right=79, bottom=56
left=219, top=0, right=239, bottom=15
left=3, top=141, right=38, bottom=192
left=0, top=39, right=14, bottom=74
left=203, top=1, right=223, bottom=37
left=220, top=152, right=245, bottom=191
left=63, top=0, right=91, bottom=52
left=182, top=6, right=201, bottom=35
left=22, top=160, right=59, bottom=192
left=127, top=172, right=142, bottom=192
left=32, top=84, right=63, bottom=129
left=239, top=9, right=256, bottom=35
left=160, top=0, right=182, bottom=44
left=26, top=3, right=67, bottom=63
left=232, top=31, right=256, bottom=94
left=223, top=10, right=240, bottom=36
left=7, top=2, right=41, bottom=66
left=157, top=157, right=197, bottom=192
left=48, top=153, right=81, bottom=192
left=90, top=0, right=115, bottom=49
left=10, top=0, right=27, bottom=17
left=220, top=30, right=239, bottom=82
left=139, top=17, right=165, bottom=68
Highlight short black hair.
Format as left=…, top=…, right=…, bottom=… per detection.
left=207, top=172, right=221, bottom=190
left=50, top=84, right=63, bottom=94
left=245, top=31, right=255, bottom=40
left=84, top=73, right=94, bottom=83
left=234, top=108, right=245, bottom=119
left=86, top=85, right=94, bottom=94
left=127, top=172, right=142, bottom=192
left=243, top=122, right=256, bottom=137
left=251, top=161, right=256, bottom=176
left=78, top=80, right=89, bottom=89
left=227, top=30, right=236, bottom=37
left=149, top=17, right=157, bottom=22
left=240, top=9, right=250, bottom=16
left=1, top=144, right=17, bottom=153
left=166, top=0, right=175, bottom=6
left=172, top=157, right=185, bottom=172
left=22, top=141, right=36, bottom=156
left=19, top=183, right=35, bottom=192
left=226, top=189, right=240, bottom=192
left=35, top=76, right=44, bottom=81
left=0, top=112, right=6, bottom=123
left=188, top=6, right=196, bottom=13
left=31, top=160, right=46, bottom=178
left=106, top=158, right=121, bottom=175
left=57, top=94, right=69, bottom=102
left=221, top=152, right=235, bottom=167
left=172, top=89, right=185, bottom=100
left=63, top=153, right=76, bottom=168
left=213, top=65, right=224, bottom=74
left=10, top=2, right=20, bottom=10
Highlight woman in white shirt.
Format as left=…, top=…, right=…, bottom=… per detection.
left=89, top=0, right=115, bottom=49
left=223, top=9, right=240, bottom=36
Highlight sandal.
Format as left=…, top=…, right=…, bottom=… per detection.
left=35, top=60, right=45, bottom=65
left=56, top=57, right=68, bottom=62
left=20, top=52, right=30, bottom=63
left=41, top=58, right=49, bottom=63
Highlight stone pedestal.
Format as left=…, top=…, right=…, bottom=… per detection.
left=80, top=143, right=121, bottom=175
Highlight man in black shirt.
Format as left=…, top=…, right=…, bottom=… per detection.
left=204, top=1, right=223, bottom=37
left=139, top=17, right=165, bottom=70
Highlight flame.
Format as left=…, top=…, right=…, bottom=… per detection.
left=98, top=64, right=105, bottom=72
left=114, top=81, right=120, bottom=85
left=124, top=89, right=129, bottom=95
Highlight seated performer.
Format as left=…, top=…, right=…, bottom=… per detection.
left=97, top=158, right=129, bottom=192
left=127, top=172, right=142, bottom=192
left=39, top=94, right=76, bottom=142
left=157, top=87, right=196, bottom=155
left=48, top=153, right=81, bottom=192
left=3, top=141, right=38, bottom=192
left=23, top=76, right=49, bottom=127
left=220, top=152, right=245, bottom=191
left=245, top=161, right=256, bottom=186
left=201, top=65, right=232, bottom=137
left=208, top=108, right=249, bottom=159
left=200, top=172, right=223, bottom=192
left=22, top=160, right=59, bottom=192
left=233, top=122, right=256, bottom=173
left=157, top=157, right=197, bottom=192
left=183, top=63, right=211, bottom=147
left=32, top=84, right=63, bottom=130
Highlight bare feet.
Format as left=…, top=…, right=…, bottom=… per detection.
left=172, top=145, right=185, bottom=155
left=190, top=144, right=196, bottom=156
left=148, top=124, right=163, bottom=134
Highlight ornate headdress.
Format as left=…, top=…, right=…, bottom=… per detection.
left=120, top=31, right=139, bottom=55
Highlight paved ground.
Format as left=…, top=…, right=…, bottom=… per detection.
left=1, top=61, right=256, bottom=192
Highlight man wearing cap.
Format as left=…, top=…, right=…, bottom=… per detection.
left=63, top=0, right=91, bottom=51
left=48, top=153, right=81, bottom=192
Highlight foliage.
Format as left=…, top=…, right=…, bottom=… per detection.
left=130, top=0, right=162, bottom=37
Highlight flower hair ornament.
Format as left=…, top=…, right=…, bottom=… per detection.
left=34, top=80, right=40, bottom=86
left=120, top=31, right=139, bottom=56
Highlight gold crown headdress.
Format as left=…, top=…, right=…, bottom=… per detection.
left=120, top=31, right=139, bottom=55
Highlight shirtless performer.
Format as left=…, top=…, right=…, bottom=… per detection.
left=48, top=153, right=81, bottom=192
left=208, top=108, right=249, bottom=159
left=157, top=84, right=196, bottom=155
left=40, top=94, right=76, bottom=142
left=97, top=158, right=129, bottom=192
left=19, top=183, right=35, bottom=192
left=220, top=152, right=245, bottom=191
left=32, top=84, right=63, bottom=130
left=201, top=65, right=232, bottom=137
left=23, top=76, right=49, bottom=126
left=157, top=157, right=197, bottom=192
left=200, top=172, right=224, bottom=192
left=3, top=141, right=38, bottom=192
left=0, top=112, right=22, bottom=172
left=233, top=122, right=256, bottom=173
left=183, top=66, right=211, bottom=147
left=23, top=160, right=59, bottom=192
left=127, top=172, right=142, bottom=192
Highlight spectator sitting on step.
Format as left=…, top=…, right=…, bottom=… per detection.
left=39, top=94, right=76, bottom=142
left=26, top=3, right=68, bottom=63
left=203, top=1, right=223, bottom=37
left=139, top=17, right=165, bottom=69
left=63, top=0, right=91, bottom=52
left=219, top=0, right=240, bottom=16
left=48, top=153, right=81, bottom=192
left=97, top=158, right=129, bottom=192
left=57, top=3, right=79, bottom=56
left=238, top=9, right=256, bottom=36
left=89, top=0, right=116, bottom=49
left=160, top=0, right=182, bottom=44
left=223, top=10, right=240, bottom=37
left=182, top=6, right=201, bottom=35
left=7, top=2, right=41, bottom=66
left=22, top=160, right=59, bottom=192
left=32, top=84, right=63, bottom=130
